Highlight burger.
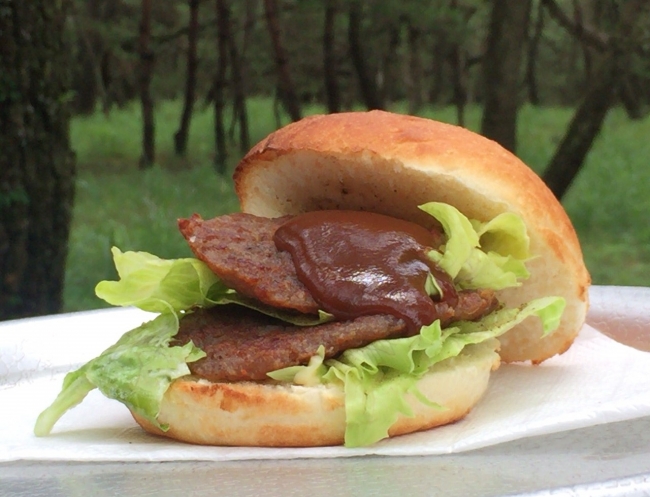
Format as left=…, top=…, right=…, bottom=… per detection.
left=35, top=111, right=590, bottom=447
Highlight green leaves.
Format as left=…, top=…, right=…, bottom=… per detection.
left=95, top=247, right=221, bottom=314
left=34, top=313, right=205, bottom=436
left=420, top=203, right=531, bottom=290
left=272, top=296, right=566, bottom=447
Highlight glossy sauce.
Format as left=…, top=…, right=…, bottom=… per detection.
left=273, top=211, right=457, bottom=333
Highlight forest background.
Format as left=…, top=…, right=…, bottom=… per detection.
left=1, top=0, right=650, bottom=318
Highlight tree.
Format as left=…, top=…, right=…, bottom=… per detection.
left=227, top=4, right=250, bottom=153
left=0, top=1, right=76, bottom=320
left=524, top=0, right=545, bottom=106
left=406, top=21, right=424, bottom=115
left=348, top=0, right=384, bottom=110
left=174, top=0, right=201, bottom=156
left=446, top=0, right=478, bottom=127
left=541, top=0, right=650, bottom=200
left=480, top=0, right=532, bottom=152
left=138, top=0, right=155, bottom=169
left=323, top=0, right=341, bottom=113
left=214, top=0, right=230, bottom=174
left=264, top=0, right=302, bottom=122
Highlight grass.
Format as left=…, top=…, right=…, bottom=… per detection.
left=63, top=99, right=650, bottom=311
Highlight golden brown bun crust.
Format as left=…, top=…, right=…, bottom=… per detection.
left=132, top=341, right=500, bottom=447
left=234, top=111, right=590, bottom=363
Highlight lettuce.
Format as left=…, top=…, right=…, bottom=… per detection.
left=95, top=247, right=333, bottom=326
left=271, top=296, right=566, bottom=447
left=34, top=313, right=204, bottom=436
left=95, top=248, right=221, bottom=314
left=36, top=203, right=566, bottom=445
left=420, top=203, right=531, bottom=290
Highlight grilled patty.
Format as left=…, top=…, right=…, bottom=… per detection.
left=174, top=288, right=499, bottom=382
left=179, top=213, right=320, bottom=314
left=175, top=212, right=499, bottom=382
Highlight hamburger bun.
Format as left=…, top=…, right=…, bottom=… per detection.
left=133, top=110, right=589, bottom=447
left=133, top=340, right=500, bottom=447
left=234, top=110, right=590, bottom=363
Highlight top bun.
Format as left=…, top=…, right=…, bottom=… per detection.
left=234, top=110, right=590, bottom=363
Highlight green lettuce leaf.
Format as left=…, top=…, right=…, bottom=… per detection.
left=271, top=296, right=566, bottom=447
left=95, top=248, right=220, bottom=314
left=96, top=247, right=333, bottom=326
left=420, top=203, right=531, bottom=291
left=34, top=313, right=204, bottom=436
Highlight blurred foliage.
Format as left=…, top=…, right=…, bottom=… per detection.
left=67, top=0, right=650, bottom=114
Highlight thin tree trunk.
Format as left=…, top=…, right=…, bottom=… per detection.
left=379, top=21, right=400, bottom=106
left=542, top=52, right=619, bottom=200
left=323, top=0, right=341, bottom=113
left=407, top=24, right=423, bottom=115
left=138, top=0, right=155, bottom=169
left=227, top=7, right=250, bottom=153
left=174, top=0, right=200, bottom=156
left=0, top=1, right=76, bottom=319
left=348, top=0, right=384, bottom=110
left=480, top=0, right=532, bottom=153
left=542, top=0, right=648, bottom=200
left=573, top=0, right=595, bottom=88
left=233, top=0, right=256, bottom=148
left=619, top=73, right=646, bottom=121
left=263, top=0, right=302, bottom=122
left=448, top=0, right=467, bottom=126
left=241, top=0, right=258, bottom=59
left=525, top=0, right=544, bottom=105
left=214, top=0, right=230, bottom=174
left=429, top=32, right=446, bottom=105
left=449, top=43, right=467, bottom=126
left=73, top=21, right=106, bottom=115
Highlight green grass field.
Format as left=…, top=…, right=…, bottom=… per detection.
left=63, top=99, right=650, bottom=311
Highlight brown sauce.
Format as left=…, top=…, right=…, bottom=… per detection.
left=273, top=211, right=457, bottom=333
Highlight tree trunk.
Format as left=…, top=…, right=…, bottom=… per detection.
left=573, top=0, right=594, bottom=86
left=214, top=0, right=230, bottom=174
left=323, top=0, right=341, bottom=113
left=449, top=42, right=467, bottom=127
left=542, top=52, right=619, bottom=200
left=429, top=32, right=446, bottom=105
left=73, top=23, right=105, bottom=115
left=407, top=24, right=423, bottom=115
left=447, top=0, right=467, bottom=127
left=619, top=73, right=648, bottom=121
left=0, top=1, right=76, bottom=320
left=542, top=0, right=648, bottom=200
left=138, top=0, right=155, bottom=169
left=241, top=0, right=258, bottom=59
left=348, top=0, right=384, bottom=110
left=380, top=21, right=400, bottom=106
left=174, top=0, right=200, bottom=156
left=480, top=0, right=532, bottom=153
left=525, top=0, right=544, bottom=105
left=263, top=0, right=302, bottom=122
left=227, top=4, right=250, bottom=153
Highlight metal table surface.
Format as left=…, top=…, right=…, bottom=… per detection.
left=2, top=286, right=649, bottom=497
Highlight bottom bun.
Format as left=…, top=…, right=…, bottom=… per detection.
left=132, top=340, right=501, bottom=447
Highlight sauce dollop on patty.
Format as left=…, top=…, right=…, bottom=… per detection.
left=274, top=211, right=457, bottom=333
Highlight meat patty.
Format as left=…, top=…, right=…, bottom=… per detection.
left=173, top=305, right=406, bottom=382
left=179, top=213, right=320, bottom=314
left=174, top=289, right=499, bottom=382
left=178, top=213, right=450, bottom=315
